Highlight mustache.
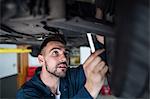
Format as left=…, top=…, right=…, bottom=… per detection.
left=57, top=62, right=68, bottom=67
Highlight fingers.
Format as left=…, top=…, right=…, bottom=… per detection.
left=87, top=57, right=102, bottom=71
left=93, top=60, right=108, bottom=77
left=84, top=49, right=105, bottom=67
left=95, top=61, right=108, bottom=75
left=92, top=49, right=105, bottom=58
left=100, top=65, right=108, bottom=77
left=95, top=61, right=105, bottom=73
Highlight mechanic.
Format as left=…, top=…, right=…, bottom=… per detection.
left=17, top=34, right=108, bottom=99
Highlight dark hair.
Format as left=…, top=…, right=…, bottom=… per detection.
left=39, top=34, right=66, bottom=53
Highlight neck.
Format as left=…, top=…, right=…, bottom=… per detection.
left=40, top=68, right=60, bottom=94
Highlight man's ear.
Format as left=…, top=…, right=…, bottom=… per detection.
left=38, top=54, right=44, bottom=65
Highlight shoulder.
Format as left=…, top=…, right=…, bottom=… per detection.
left=17, top=82, right=41, bottom=98
left=16, top=72, right=48, bottom=98
left=17, top=76, right=44, bottom=98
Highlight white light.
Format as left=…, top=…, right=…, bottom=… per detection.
left=87, top=33, right=95, bottom=53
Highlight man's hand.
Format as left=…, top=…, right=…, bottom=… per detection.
left=83, top=49, right=108, bottom=99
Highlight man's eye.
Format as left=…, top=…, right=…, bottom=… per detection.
left=65, top=51, right=70, bottom=57
left=52, top=51, right=59, bottom=56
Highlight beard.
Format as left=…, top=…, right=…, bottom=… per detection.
left=45, top=61, right=68, bottom=78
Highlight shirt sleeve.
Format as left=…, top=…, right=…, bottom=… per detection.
left=67, top=65, right=93, bottom=99
left=72, top=86, right=93, bottom=99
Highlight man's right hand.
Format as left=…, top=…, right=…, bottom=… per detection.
left=83, top=49, right=108, bottom=99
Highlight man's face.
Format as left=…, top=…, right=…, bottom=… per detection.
left=39, top=41, right=69, bottom=77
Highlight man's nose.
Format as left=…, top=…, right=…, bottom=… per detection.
left=59, top=53, right=67, bottom=62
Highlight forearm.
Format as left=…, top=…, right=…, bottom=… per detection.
left=84, top=81, right=103, bottom=99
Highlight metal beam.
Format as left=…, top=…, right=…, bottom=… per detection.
left=47, top=17, right=115, bottom=37
left=0, top=48, right=31, bottom=53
